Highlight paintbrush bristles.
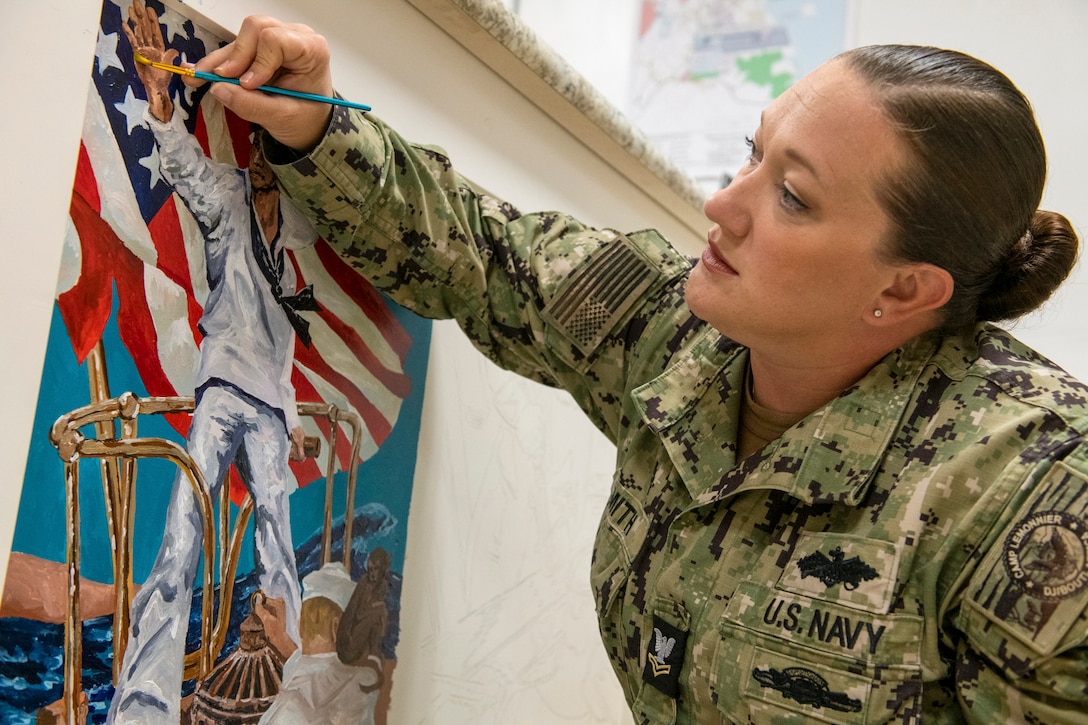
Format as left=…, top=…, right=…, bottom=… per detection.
left=133, top=51, right=197, bottom=77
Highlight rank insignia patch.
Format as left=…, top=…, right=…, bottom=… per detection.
left=642, top=614, right=687, bottom=698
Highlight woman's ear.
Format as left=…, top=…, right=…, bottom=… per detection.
left=874, top=263, right=954, bottom=322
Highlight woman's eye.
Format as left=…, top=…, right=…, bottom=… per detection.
left=744, top=134, right=808, bottom=212
left=778, top=184, right=808, bottom=212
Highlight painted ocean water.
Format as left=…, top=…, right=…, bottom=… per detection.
left=0, top=505, right=401, bottom=723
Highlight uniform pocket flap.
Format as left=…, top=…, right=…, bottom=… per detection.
left=776, top=532, right=903, bottom=614
left=740, top=646, right=872, bottom=724
left=723, top=580, right=924, bottom=665
left=716, top=583, right=925, bottom=724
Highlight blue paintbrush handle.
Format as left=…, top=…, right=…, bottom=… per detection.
left=192, top=69, right=372, bottom=112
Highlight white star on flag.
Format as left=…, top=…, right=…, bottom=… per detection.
left=96, top=28, right=125, bottom=75
left=114, top=87, right=149, bottom=136
left=137, top=142, right=165, bottom=190
left=158, top=6, right=190, bottom=44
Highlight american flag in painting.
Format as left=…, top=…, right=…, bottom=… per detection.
left=56, top=0, right=413, bottom=495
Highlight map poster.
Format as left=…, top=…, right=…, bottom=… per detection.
left=0, top=0, right=430, bottom=722
left=628, top=0, right=848, bottom=195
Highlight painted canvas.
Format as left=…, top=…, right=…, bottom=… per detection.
left=0, top=0, right=431, bottom=723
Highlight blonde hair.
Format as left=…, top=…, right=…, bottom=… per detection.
left=299, top=595, right=342, bottom=643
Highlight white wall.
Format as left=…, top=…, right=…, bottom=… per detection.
left=2, top=2, right=1087, bottom=724
left=0, top=0, right=105, bottom=594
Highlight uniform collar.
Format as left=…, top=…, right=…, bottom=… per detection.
left=632, top=330, right=940, bottom=507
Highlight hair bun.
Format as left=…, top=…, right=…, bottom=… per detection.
left=977, top=210, right=1079, bottom=321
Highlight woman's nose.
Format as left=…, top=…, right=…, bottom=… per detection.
left=703, top=174, right=751, bottom=239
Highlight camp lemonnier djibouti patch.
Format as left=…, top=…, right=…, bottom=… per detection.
left=1004, top=510, right=1088, bottom=601
left=643, top=614, right=687, bottom=698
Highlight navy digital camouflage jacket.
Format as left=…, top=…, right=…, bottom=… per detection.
left=270, top=107, right=1088, bottom=724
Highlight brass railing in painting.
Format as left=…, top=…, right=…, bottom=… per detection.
left=48, top=342, right=364, bottom=724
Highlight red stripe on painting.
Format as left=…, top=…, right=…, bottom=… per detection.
left=193, top=107, right=212, bottom=158
left=112, top=251, right=178, bottom=404
left=60, top=192, right=117, bottom=363
left=71, top=143, right=102, bottom=214
left=314, top=241, right=413, bottom=361
left=317, top=308, right=412, bottom=398
left=224, top=110, right=253, bottom=169
left=288, top=453, right=322, bottom=493
left=292, top=342, right=392, bottom=447
left=147, top=197, right=193, bottom=294
left=285, top=250, right=412, bottom=398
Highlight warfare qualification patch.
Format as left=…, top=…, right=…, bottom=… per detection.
left=752, top=666, right=862, bottom=713
left=1003, top=510, right=1088, bottom=601
left=642, top=614, right=687, bottom=699
left=797, top=546, right=879, bottom=591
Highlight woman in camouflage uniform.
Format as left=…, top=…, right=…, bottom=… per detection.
left=194, top=18, right=1084, bottom=724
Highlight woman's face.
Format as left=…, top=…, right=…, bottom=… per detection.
left=686, top=60, right=908, bottom=353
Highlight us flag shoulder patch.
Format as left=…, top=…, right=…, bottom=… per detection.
left=542, top=236, right=659, bottom=357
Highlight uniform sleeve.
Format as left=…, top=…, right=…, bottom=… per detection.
left=954, top=442, right=1088, bottom=722
left=269, top=107, right=694, bottom=441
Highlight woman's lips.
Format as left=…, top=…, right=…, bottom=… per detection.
left=700, top=245, right=738, bottom=275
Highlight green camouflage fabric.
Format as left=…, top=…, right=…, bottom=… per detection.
left=269, top=107, right=1088, bottom=724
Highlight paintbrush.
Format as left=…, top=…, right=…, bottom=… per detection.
left=134, top=50, right=371, bottom=112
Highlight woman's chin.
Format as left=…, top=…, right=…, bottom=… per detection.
left=683, top=272, right=721, bottom=323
